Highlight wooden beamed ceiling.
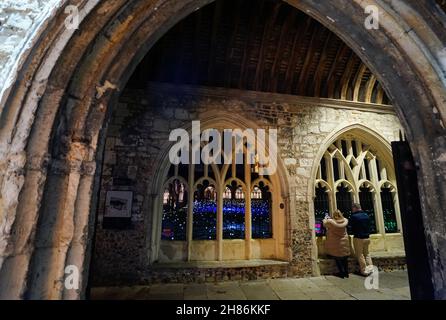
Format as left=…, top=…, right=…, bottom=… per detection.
left=128, top=0, right=390, bottom=105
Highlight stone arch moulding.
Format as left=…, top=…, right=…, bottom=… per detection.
left=0, top=0, right=445, bottom=299
left=308, top=123, right=395, bottom=201
left=150, top=112, right=292, bottom=201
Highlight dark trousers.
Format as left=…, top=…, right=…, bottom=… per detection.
left=334, top=256, right=349, bottom=277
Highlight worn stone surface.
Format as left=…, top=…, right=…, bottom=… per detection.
left=0, top=0, right=60, bottom=100
left=0, top=0, right=445, bottom=300
left=90, top=270, right=411, bottom=300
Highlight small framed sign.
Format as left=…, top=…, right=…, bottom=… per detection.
left=105, top=191, right=133, bottom=218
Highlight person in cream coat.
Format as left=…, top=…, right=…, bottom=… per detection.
left=323, top=210, right=351, bottom=278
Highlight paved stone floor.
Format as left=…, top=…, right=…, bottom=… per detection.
left=90, top=270, right=410, bottom=300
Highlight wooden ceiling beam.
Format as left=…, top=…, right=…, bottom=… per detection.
left=340, top=53, right=358, bottom=100
left=207, top=0, right=223, bottom=82
left=311, top=32, right=333, bottom=97
left=352, top=64, right=368, bottom=102
left=139, top=0, right=391, bottom=105
left=224, top=0, right=243, bottom=87
left=239, top=1, right=264, bottom=89
left=253, top=2, right=281, bottom=91
left=325, top=44, right=350, bottom=98
left=192, top=10, right=203, bottom=84
left=297, top=26, right=325, bottom=96
left=269, top=10, right=296, bottom=92
left=173, top=21, right=187, bottom=83
left=365, top=74, right=378, bottom=103
left=284, top=16, right=313, bottom=93
left=376, top=84, right=385, bottom=104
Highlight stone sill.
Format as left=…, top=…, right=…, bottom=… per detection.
left=151, top=259, right=290, bottom=269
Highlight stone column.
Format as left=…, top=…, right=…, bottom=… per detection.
left=217, top=191, right=223, bottom=261
left=371, top=157, right=386, bottom=236
left=0, top=153, right=50, bottom=299
left=187, top=164, right=195, bottom=261
left=244, top=158, right=252, bottom=260
left=25, top=143, right=96, bottom=300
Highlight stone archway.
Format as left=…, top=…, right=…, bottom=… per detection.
left=0, top=0, right=445, bottom=299
left=309, top=124, right=405, bottom=263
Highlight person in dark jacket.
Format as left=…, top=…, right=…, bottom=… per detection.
left=349, top=203, right=373, bottom=276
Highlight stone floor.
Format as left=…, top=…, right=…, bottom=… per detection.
left=90, top=270, right=411, bottom=300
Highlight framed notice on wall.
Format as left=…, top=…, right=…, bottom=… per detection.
left=105, top=191, right=133, bottom=218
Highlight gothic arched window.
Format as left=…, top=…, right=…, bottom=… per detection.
left=159, top=128, right=279, bottom=261
left=314, top=134, right=402, bottom=237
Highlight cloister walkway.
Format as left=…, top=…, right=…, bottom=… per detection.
left=91, top=270, right=410, bottom=300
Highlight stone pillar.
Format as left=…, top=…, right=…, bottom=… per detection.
left=24, top=143, right=96, bottom=300
left=187, top=165, right=195, bottom=261
left=371, top=157, right=386, bottom=236
left=62, top=162, right=96, bottom=300
left=0, top=153, right=50, bottom=299
left=244, top=156, right=252, bottom=260
left=217, top=191, right=223, bottom=261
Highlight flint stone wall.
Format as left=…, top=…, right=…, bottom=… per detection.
left=91, top=83, right=402, bottom=285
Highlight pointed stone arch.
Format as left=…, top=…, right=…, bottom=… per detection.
left=0, top=0, right=445, bottom=299
left=147, top=111, right=292, bottom=264
left=310, top=123, right=404, bottom=265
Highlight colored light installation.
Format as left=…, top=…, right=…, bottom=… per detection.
left=223, top=199, right=245, bottom=239
left=193, top=199, right=217, bottom=240
left=252, top=199, right=272, bottom=238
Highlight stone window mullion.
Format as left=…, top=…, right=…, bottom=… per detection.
left=392, top=191, right=403, bottom=233
left=347, top=138, right=353, bottom=158
left=370, top=157, right=385, bottom=235
left=340, top=157, right=345, bottom=180
left=187, top=164, right=195, bottom=261
left=327, top=153, right=336, bottom=213
left=244, top=155, right=252, bottom=259
left=360, top=155, right=367, bottom=181
left=216, top=186, right=223, bottom=261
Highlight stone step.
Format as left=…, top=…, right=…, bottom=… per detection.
left=319, top=251, right=406, bottom=275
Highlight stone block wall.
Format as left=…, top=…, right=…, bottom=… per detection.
left=91, top=83, right=402, bottom=286
left=0, top=0, right=59, bottom=94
